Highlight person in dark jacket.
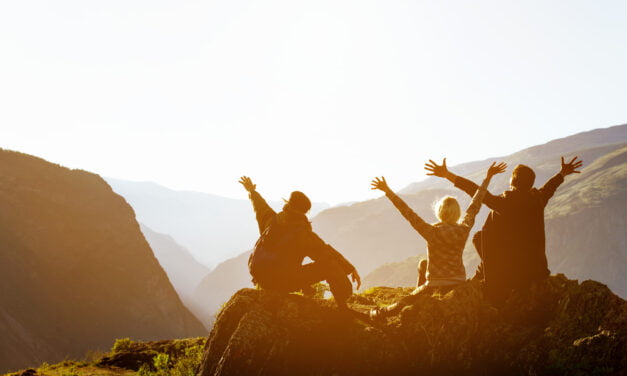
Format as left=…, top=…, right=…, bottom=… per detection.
left=239, top=176, right=361, bottom=309
left=424, top=156, right=583, bottom=302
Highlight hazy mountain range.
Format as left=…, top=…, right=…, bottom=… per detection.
left=0, top=150, right=206, bottom=373
left=105, top=179, right=330, bottom=269
left=192, top=123, right=626, bottom=321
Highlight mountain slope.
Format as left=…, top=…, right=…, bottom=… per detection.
left=192, top=251, right=253, bottom=328
left=0, top=149, right=206, bottom=373
left=544, top=145, right=627, bottom=296
left=402, top=123, right=627, bottom=194
left=139, top=224, right=210, bottom=325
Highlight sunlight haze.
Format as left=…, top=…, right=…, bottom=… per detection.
left=1, top=0, right=626, bottom=204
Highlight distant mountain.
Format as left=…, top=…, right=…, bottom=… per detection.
left=349, top=124, right=627, bottom=297
left=192, top=250, right=253, bottom=328
left=106, top=179, right=329, bottom=268
left=360, top=255, right=423, bottom=290
left=402, top=123, right=627, bottom=194
left=139, top=224, right=210, bottom=326
left=543, top=144, right=627, bottom=296
left=0, top=149, right=206, bottom=373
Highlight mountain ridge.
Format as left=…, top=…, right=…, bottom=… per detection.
left=0, top=149, right=206, bottom=373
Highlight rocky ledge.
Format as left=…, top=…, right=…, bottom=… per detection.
left=197, top=275, right=626, bottom=376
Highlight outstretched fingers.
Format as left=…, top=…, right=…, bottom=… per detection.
left=370, top=176, right=386, bottom=190
left=560, top=156, right=584, bottom=175
left=239, top=176, right=256, bottom=192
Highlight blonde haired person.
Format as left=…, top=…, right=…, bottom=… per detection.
left=369, top=161, right=506, bottom=320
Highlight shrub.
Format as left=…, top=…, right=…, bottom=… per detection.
left=112, top=337, right=134, bottom=353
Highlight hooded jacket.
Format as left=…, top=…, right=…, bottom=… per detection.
left=249, top=190, right=355, bottom=274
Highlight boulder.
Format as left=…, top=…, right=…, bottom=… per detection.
left=197, top=275, right=626, bottom=375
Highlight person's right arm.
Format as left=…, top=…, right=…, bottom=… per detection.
left=371, top=177, right=435, bottom=240
left=425, top=158, right=505, bottom=212
left=239, top=176, right=276, bottom=234
left=460, top=162, right=507, bottom=228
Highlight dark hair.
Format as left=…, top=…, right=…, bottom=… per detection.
left=511, top=164, right=535, bottom=191
left=284, top=191, right=311, bottom=213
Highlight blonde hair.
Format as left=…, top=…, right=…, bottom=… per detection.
left=434, top=196, right=461, bottom=224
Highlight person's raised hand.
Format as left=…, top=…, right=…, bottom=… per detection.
left=424, top=158, right=449, bottom=178
left=238, top=176, right=256, bottom=192
left=560, top=156, right=583, bottom=177
left=350, top=269, right=361, bottom=290
left=487, top=161, right=507, bottom=178
left=370, top=176, right=391, bottom=193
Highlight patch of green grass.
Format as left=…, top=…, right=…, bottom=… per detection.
left=112, top=338, right=134, bottom=353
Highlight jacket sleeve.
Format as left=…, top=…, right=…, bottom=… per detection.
left=249, top=190, right=277, bottom=234
left=307, top=233, right=355, bottom=274
left=385, top=190, right=435, bottom=241
left=460, top=176, right=490, bottom=228
left=538, top=173, right=564, bottom=207
left=453, top=175, right=505, bottom=213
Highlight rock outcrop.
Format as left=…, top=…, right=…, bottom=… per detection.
left=198, top=275, right=626, bottom=375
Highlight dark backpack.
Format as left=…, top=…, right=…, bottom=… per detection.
left=248, top=220, right=300, bottom=284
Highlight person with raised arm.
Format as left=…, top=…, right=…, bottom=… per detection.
left=424, top=156, right=583, bottom=302
left=369, top=162, right=506, bottom=320
left=239, top=176, right=361, bottom=311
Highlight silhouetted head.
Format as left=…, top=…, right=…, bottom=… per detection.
left=510, top=164, right=536, bottom=191
left=283, top=191, right=311, bottom=214
left=435, top=196, right=461, bottom=225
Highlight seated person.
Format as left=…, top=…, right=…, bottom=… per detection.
left=369, top=162, right=505, bottom=319
left=240, top=176, right=361, bottom=310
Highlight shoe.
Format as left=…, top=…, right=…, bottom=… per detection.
left=369, top=306, right=388, bottom=322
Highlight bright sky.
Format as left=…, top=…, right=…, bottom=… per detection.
left=1, top=1, right=626, bottom=204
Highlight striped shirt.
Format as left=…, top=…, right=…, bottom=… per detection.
left=385, top=179, right=489, bottom=286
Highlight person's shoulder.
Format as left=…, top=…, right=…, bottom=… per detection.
left=501, top=189, right=515, bottom=199
left=528, top=188, right=546, bottom=201
left=434, top=222, right=466, bottom=233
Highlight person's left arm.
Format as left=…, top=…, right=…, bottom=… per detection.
left=539, top=156, right=583, bottom=206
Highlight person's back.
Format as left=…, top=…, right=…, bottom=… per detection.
left=478, top=186, right=551, bottom=294
left=423, top=221, right=469, bottom=285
